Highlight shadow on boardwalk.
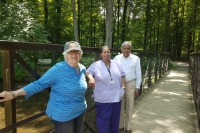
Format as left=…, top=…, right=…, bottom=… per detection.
left=131, top=62, right=198, bottom=133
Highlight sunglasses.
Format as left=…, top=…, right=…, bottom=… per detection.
left=68, top=50, right=81, bottom=55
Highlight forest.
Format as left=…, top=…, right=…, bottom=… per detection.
left=0, top=0, right=200, bottom=59
left=0, top=1, right=199, bottom=132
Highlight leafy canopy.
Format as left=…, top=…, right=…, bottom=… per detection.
left=0, top=0, right=49, bottom=43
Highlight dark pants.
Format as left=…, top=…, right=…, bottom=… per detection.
left=95, top=101, right=121, bottom=133
left=52, top=112, right=85, bottom=133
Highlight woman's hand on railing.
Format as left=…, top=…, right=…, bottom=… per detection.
left=0, top=89, right=26, bottom=102
left=86, top=72, right=95, bottom=89
left=88, top=78, right=95, bottom=89
left=0, top=91, right=15, bottom=102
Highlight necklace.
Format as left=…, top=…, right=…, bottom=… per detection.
left=101, top=59, right=113, bottom=81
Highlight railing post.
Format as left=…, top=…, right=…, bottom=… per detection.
left=139, top=52, right=144, bottom=95
left=166, top=54, right=169, bottom=72
left=197, top=53, right=200, bottom=127
left=148, top=53, right=152, bottom=88
left=1, top=50, right=16, bottom=133
left=163, top=54, right=166, bottom=74
left=193, top=54, right=198, bottom=106
left=163, top=53, right=169, bottom=73
left=190, top=53, right=200, bottom=129
left=161, top=54, right=165, bottom=75
left=154, top=53, right=158, bottom=82
left=159, top=54, right=162, bottom=78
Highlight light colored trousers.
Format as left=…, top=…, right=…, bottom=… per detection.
left=119, top=80, right=136, bottom=131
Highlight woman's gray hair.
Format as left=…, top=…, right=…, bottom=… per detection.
left=101, top=45, right=110, bottom=53
left=63, top=51, right=68, bottom=61
left=121, top=41, right=132, bottom=48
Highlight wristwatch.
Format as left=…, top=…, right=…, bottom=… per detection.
left=122, top=86, right=126, bottom=90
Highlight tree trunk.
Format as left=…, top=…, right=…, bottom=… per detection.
left=53, top=0, right=62, bottom=43
left=192, top=0, right=197, bottom=51
left=143, top=0, right=151, bottom=51
left=162, top=0, right=172, bottom=52
left=90, top=0, right=93, bottom=46
left=78, top=0, right=80, bottom=42
left=177, top=0, right=185, bottom=58
left=72, top=0, right=79, bottom=42
left=117, top=0, right=120, bottom=48
left=44, top=0, right=48, bottom=28
left=105, top=0, right=114, bottom=48
left=121, top=0, right=128, bottom=42
left=156, top=1, right=161, bottom=51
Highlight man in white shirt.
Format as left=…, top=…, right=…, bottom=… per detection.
left=114, top=41, right=142, bottom=133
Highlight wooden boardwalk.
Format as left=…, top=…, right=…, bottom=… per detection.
left=129, top=62, right=199, bottom=133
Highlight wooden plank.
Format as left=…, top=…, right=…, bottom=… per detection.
left=2, top=50, right=16, bottom=133
left=0, top=40, right=148, bottom=53
left=0, top=40, right=63, bottom=52
left=14, top=52, right=40, bottom=80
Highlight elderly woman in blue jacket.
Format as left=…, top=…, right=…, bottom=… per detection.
left=0, top=41, right=87, bottom=133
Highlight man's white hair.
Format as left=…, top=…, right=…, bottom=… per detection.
left=121, top=41, right=132, bottom=48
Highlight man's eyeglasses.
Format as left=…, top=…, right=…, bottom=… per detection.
left=68, top=50, right=81, bottom=55
left=122, top=48, right=131, bottom=51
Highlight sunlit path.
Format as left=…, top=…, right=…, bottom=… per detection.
left=130, top=62, right=198, bottom=133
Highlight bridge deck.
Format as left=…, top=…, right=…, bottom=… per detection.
left=130, top=62, right=198, bottom=133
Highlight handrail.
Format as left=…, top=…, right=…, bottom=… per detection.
left=0, top=40, right=170, bottom=133
left=189, top=52, right=200, bottom=131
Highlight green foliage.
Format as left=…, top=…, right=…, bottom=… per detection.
left=14, top=62, right=30, bottom=82
left=0, top=59, right=29, bottom=82
left=141, top=57, right=149, bottom=69
left=0, top=0, right=197, bottom=55
left=140, top=56, right=175, bottom=72
left=168, top=61, right=175, bottom=70
left=80, top=53, right=95, bottom=68
left=0, top=0, right=50, bottom=43
left=0, top=0, right=52, bottom=81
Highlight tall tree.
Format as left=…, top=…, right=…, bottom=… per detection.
left=121, top=0, right=128, bottom=42
left=116, top=0, right=120, bottom=47
left=143, top=0, right=151, bottom=51
left=162, top=0, right=172, bottom=52
left=192, top=0, right=198, bottom=51
left=53, top=0, right=62, bottom=43
left=44, top=0, right=48, bottom=28
left=72, top=0, right=79, bottom=42
left=156, top=1, right=161, bottom=51
left=89, top=0, right=93, bottom=46
left=105, top=0, right=114, bottom=47
left=78, top=0, right=81, bottom=42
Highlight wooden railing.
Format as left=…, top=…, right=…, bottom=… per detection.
left=189, top=52, right=200, bottom=131
left=0, top=40, right=169, bottom=133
